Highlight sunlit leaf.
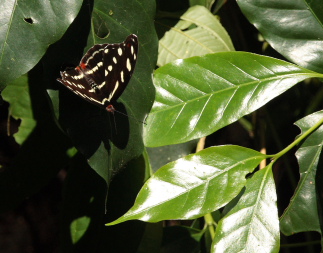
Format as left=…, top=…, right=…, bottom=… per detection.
left=144, top=52, right=322, bottom=147
left=106, top=146, right=267, bottom=225
left=212, top=166, right=279, bottom=253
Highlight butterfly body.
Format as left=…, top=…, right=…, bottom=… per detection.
left=57, top=34, right=138, bottom=111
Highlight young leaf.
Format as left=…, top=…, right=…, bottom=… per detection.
left=106, top=145, right=267, bottom=225
left=212, top=166, right=279, bottom=253
left=158, top=5, right=234, bottom=66
left=144, top=52, right=322, bottom=147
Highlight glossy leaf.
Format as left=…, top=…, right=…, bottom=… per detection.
left=212, top=166, right=280, bottom=253
left=158, top=5, right=234, bottom=66
left=237, top=0, right=323, bottom=73
left=144, top=52, right=322, bottom=147
left=280, top=110, right=323, bottom=234
left=1, top=75, right=36, bottom=144
left=106, top=145, right=267, bottom=225
left=0, top=0, right=82, bottom=89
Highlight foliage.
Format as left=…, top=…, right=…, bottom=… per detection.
left=0, top=0, right=323, bottom=252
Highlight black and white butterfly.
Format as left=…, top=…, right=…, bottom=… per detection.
left=57, top=34, right=138, bottom=112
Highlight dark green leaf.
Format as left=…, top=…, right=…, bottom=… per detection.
left=137, top=223, right=163, bottom=253
left=50, top=0, right=158, bottom=184
left=280, top=110, right=323, bottom=235
left=0, top=0, right=82, bottom=88
left=161, top=226, right=201, bottom=253
left=144, top=52, right=322, bottom=147
left=237, top=0, right=323, bottom=73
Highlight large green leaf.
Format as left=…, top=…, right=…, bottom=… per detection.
left=212, top=166, right=279, bottom=253
left=0, top=0, right=82, bottom=89
left=144, top=52, right=322, bottom=147
left=106, top=146, right=267, bottom=225
left=158, top=5, right=234, bottom=66
left=49, top=0, right=158, bottom=184
left=280, top=110, right=323, bottom=235
left=237, top=0, right=323, bottom=73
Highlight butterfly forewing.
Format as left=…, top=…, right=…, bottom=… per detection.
left=102, top=35, right=138, bottom=103
left=57, top=34, right=138, bottom=109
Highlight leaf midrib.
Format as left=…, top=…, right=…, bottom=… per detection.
left=123, top=154, right=265, bottom=218
left=151, top=71, right=316, bottom=115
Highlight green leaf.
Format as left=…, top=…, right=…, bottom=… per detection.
left=158, top=5, right=234, bottom=66
left=49, top=0, right=158, bottom=184
left=237, top=0, right=323, bottom=73
left=106, top=145, right=266, bottom=225
left=0, top=0, right=82, bottom=89
left=70, top=216, right=91, bottom=244
left=144, top=52, right=322, bottom=147
left=280, top=110, right=323, bottom=234
left=2, top=75, right=36, bottom=144
left=212, top=166, right=280, bottom=253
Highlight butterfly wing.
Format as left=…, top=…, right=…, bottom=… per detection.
left=57, top=34, right=138, bottom=108
left=100, top=34, right=138, bottom=103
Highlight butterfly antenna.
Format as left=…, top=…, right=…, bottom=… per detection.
left=115, top=109, right=147, bottom=125
left=106, top=105, right=147, bottom=125
left=112, top=111, right=118, bottom=134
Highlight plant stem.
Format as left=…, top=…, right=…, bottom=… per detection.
left=204, top=213, right=216, bottom=238
left=270, top=116, right=323, bottom=162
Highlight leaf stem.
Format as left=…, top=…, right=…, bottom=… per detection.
left=270, top=116, right=323, bottom=162
left=204, top=213, right=216, bottom=238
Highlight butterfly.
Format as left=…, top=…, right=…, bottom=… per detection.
left=57, top=34, right=138, bottom=112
